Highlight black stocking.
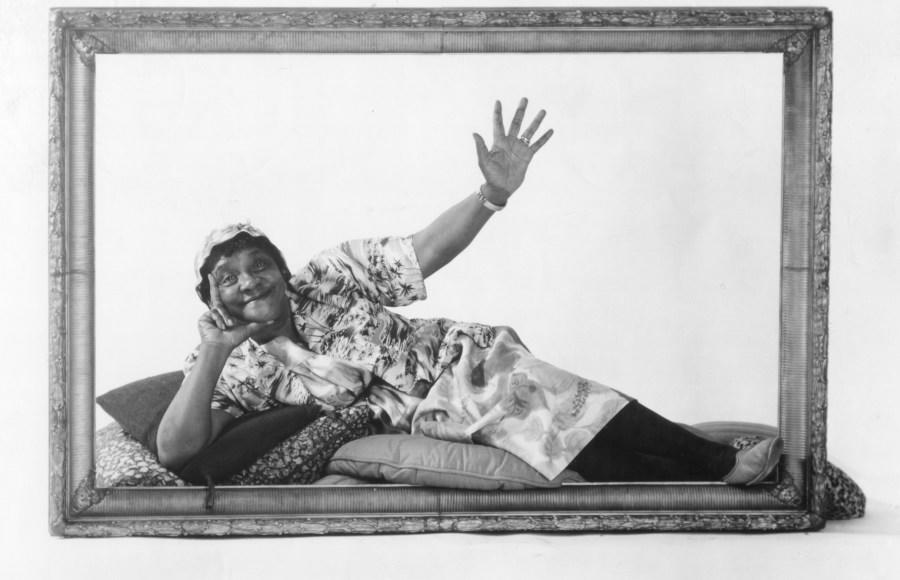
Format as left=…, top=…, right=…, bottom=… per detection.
left=569, top=401, right=737, bottom=482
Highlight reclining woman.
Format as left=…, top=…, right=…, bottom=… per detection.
left=156, top=98, right=782, bottom=485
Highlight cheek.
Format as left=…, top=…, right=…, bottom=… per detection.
left=218, top=291, right=243, bottom=312
left=211, top=282, right=240, bottom=305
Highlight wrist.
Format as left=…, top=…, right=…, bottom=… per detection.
left=198, top=340, right=236, bottom=358
left=481, top=183, right=510, bottom=205
left=476, top=187, right=506, bottom=212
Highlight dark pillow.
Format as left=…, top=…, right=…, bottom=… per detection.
left=178, top=405, right=321, bottom=485
left=96, top=371, right=183, bottom=453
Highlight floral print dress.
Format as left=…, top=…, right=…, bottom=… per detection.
left=184, top=236, right=630, bottom=480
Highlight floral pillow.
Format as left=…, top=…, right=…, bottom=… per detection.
left=227, top=405, right=372, bottom=485
left=95, top=405, right=372, bottom=487
left=95, top=420, right=186, bottom=487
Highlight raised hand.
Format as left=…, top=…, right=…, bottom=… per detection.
left=197, top=274, right=273, bottom=348
left=473, top=98, right=553, bottom=204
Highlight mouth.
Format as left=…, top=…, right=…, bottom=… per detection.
left=244, top=288, right=273, bottom=305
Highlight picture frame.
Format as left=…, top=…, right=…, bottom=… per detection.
left=49, top=6, right=833, bottom=536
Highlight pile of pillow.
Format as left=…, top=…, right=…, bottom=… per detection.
left=95, top=371, right=865, bottom=520
left=95, top=371, right=371, bottom=487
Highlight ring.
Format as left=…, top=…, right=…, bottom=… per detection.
left=520, top=136, right=531, bottom=145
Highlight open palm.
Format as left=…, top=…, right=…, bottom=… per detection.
left=473, top=98, right=553, bottom=201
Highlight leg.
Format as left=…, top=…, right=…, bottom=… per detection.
left=590, top=401, right=738, bottom=479
left=571, top=401, right=782, bottom=485
left=570, top=434, right=712, bottom=482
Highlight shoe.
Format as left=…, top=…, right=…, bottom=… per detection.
left=722, top=437, right=783, bottom=485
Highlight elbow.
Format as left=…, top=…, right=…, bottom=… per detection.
left=155, top=424, right=203, bottom=473
left=156, top=438, right=190, bottom=473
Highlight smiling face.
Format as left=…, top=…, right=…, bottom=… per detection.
left=210, top=248, right=291, bottom=325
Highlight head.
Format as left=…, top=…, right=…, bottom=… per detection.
left=195, top=223, right=293, bottom=324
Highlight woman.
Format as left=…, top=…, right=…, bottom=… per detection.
left=157, top=98, right=782, bottom=485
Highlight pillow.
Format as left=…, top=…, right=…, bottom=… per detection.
left=691, top=421, right=781, bottom=442
left=96, top=370, right=183, bottom=454
left=312, top=474, right=373, bottom=486
left=692, top=421, right=866, bottom=520
left=95, top=422, right=186, bottom=487
left=178, top=405, right=321, bottom=485
left=226, top=405, right=373, bottom=485
left=326, top=434, right=585, bottom=490
left=95, top=405, right=372, bottom=487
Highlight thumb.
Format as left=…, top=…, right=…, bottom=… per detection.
left=473, top=133, right=490, bottom=169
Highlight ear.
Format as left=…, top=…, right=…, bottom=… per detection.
left=196, top=281, right=211, bottom=306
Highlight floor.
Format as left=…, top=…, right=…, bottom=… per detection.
left=10, top=498, right=898, bottom=580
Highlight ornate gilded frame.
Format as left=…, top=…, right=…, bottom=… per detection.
left=49, top=6, right=832, bottom=536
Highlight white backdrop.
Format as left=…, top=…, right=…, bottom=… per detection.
left=94, top=52, right=781, bottom=426
left=5, top=0, right=900, bottom=577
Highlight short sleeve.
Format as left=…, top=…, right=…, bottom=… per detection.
left=210, top=387, right=245, bottom=419
left=182, top=348, right=246, bottom=419
left=295, top=235, right=427, bottom=307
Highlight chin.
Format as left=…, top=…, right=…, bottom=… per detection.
left=242, top=308, right=280, bottom=323
left=241, top=297, right=288, bottom=324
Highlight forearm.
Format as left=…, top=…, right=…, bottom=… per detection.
left=156, top=343, right=232, bottom=469
left=412, top=184, right=507, bottom=278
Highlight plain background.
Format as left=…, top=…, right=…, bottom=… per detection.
left=93, top=51, right=782, bottom=427
left=2, top=0, right=899, bottom=578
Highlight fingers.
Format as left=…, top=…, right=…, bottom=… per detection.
left=473, top=133, right=490, bottom=170
left=208, top=274, right=223, bottom=308
left=208, top=307, right=230, bottom=330
left=207, top=275, right=234, bottom=328
left=492, top=100, right=504, bottom=145
left=520, top=109, right=546, bottom=142
left=507, top=97, right=528, bottom=138
left=529, top=128, right=554, bottom=153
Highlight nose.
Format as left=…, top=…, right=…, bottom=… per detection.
left=238, top=271, right=263, bottom=292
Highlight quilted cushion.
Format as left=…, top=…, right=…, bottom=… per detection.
left=325, top=434, right=585, bottom=490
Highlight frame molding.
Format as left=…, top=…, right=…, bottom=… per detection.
left=49, top=6, right=832, bottom=536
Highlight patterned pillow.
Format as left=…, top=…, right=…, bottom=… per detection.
left=822, top=462, right=866, bottom=520
left=95, top=405, right=373, bottom=487
left=178, top=405, right=321, bottom=485
left=227, top=405, right=372, bottom=485
left=95, top=422, right=186, bottom=487
left=95, top=412, right=864, bottom=521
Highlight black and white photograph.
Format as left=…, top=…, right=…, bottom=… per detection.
left=3, top=0, right=900, bottom=577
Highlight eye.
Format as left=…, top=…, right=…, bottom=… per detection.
left=218, top=273, right=237, bottom=287
left=252, top=257, right=271, bottom=271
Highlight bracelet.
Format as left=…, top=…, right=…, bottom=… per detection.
left=476, top=188, right=507, bottom=212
